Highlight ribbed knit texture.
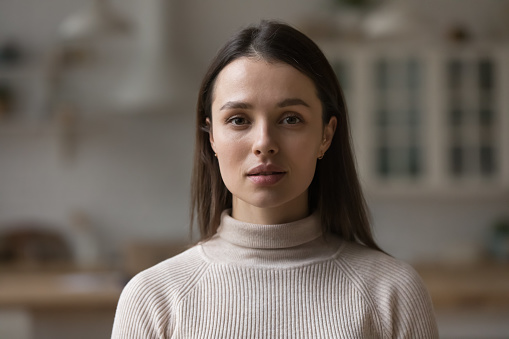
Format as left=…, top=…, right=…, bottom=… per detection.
left=112, top=211, right=438, bottom=338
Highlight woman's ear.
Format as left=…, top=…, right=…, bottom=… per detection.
left=321, top=116, right=337, bottom=153
left=206, top=117, right=216, bottom=153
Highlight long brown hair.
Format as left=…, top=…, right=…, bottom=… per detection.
left=191, top=20, right=381, bottom=251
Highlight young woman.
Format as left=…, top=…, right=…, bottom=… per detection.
left=112, top=20, right=438, bottom=338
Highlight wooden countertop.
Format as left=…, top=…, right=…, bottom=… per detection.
left=415, top=262, right=509, bottom=310
left=0, top=271, right=123, bottom=310
left=1, top=262, right=507, bottom=312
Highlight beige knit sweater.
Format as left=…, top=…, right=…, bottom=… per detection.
left=112, top=211, right=438, bottom=338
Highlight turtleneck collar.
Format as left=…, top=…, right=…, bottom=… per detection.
left=217, top=210, right=322, bottom=249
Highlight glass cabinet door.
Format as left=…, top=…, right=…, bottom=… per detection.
left=446, top=56, right=499, bottom=180
left=323, top=43, right=508, bottom=194
left=371, top=56, right=424, bottom=180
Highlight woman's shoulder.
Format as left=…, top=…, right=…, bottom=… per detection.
left=335, top=241, right=421, bottom=285
left=118, top=245, right=210, bottom=307
left=333, top=241, right=438, bottom=337
left=112, top=245, right=210, bottom=338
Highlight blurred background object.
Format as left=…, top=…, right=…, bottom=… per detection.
left=0, top=81, right=15, bottom=119
left=0, top=0, right=508, bottom=338
left=0, top=222, right=73, bottom=270
left=112, top=0, right=191, bottom=114
left=488, top=218, right=509, bottom=262
left=58, top=0, right=130, bottom=42
left=0, top=40, right=23, bottom=119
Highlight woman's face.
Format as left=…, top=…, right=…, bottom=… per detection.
left=209, top=57, right=336, bottom=224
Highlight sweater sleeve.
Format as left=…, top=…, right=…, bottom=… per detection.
left=111, top=272, right=170, bottom=339
left=380, top=261, right=439, bottom=338
left=336, top=243, right=439, bottom=339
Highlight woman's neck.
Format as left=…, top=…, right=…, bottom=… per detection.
left=231, top=193, right=309, bottom=225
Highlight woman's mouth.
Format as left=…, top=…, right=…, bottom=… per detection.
left=247, top=172, right=285, bottom=185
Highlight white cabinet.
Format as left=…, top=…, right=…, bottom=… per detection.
left=320, top=40, right=509, bottom=197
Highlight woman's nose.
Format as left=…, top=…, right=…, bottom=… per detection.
left=252, top=122, right=278, bottom=156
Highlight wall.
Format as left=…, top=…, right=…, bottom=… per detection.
left=1, top=0, right=508, bottom=264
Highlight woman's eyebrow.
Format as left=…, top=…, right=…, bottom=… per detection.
left=220, top=101, right=253, bottom=111
left=219, top=98, right=310, bottom=111
left=277, top=98, right=310, bottom=108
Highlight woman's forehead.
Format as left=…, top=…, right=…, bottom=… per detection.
left=211, top=57, right=320, bottom=110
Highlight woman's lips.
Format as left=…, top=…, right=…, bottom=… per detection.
left=247, top=172, right=286, bottom=185
left=247, top=164, right=286, bottom=185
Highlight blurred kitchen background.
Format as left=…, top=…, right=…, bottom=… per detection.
left=0, top=0, right=508, bottom=338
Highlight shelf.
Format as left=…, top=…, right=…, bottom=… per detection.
left=0, top=271, right=122, bottom=311
left=415, top=262, right=509, bottom=311
left=364, top=182, right=509, bottom=201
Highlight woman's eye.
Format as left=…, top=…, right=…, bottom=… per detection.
left=282, top=116, right=301, bottom=125
left=228, top=117, right=248, bottom=126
